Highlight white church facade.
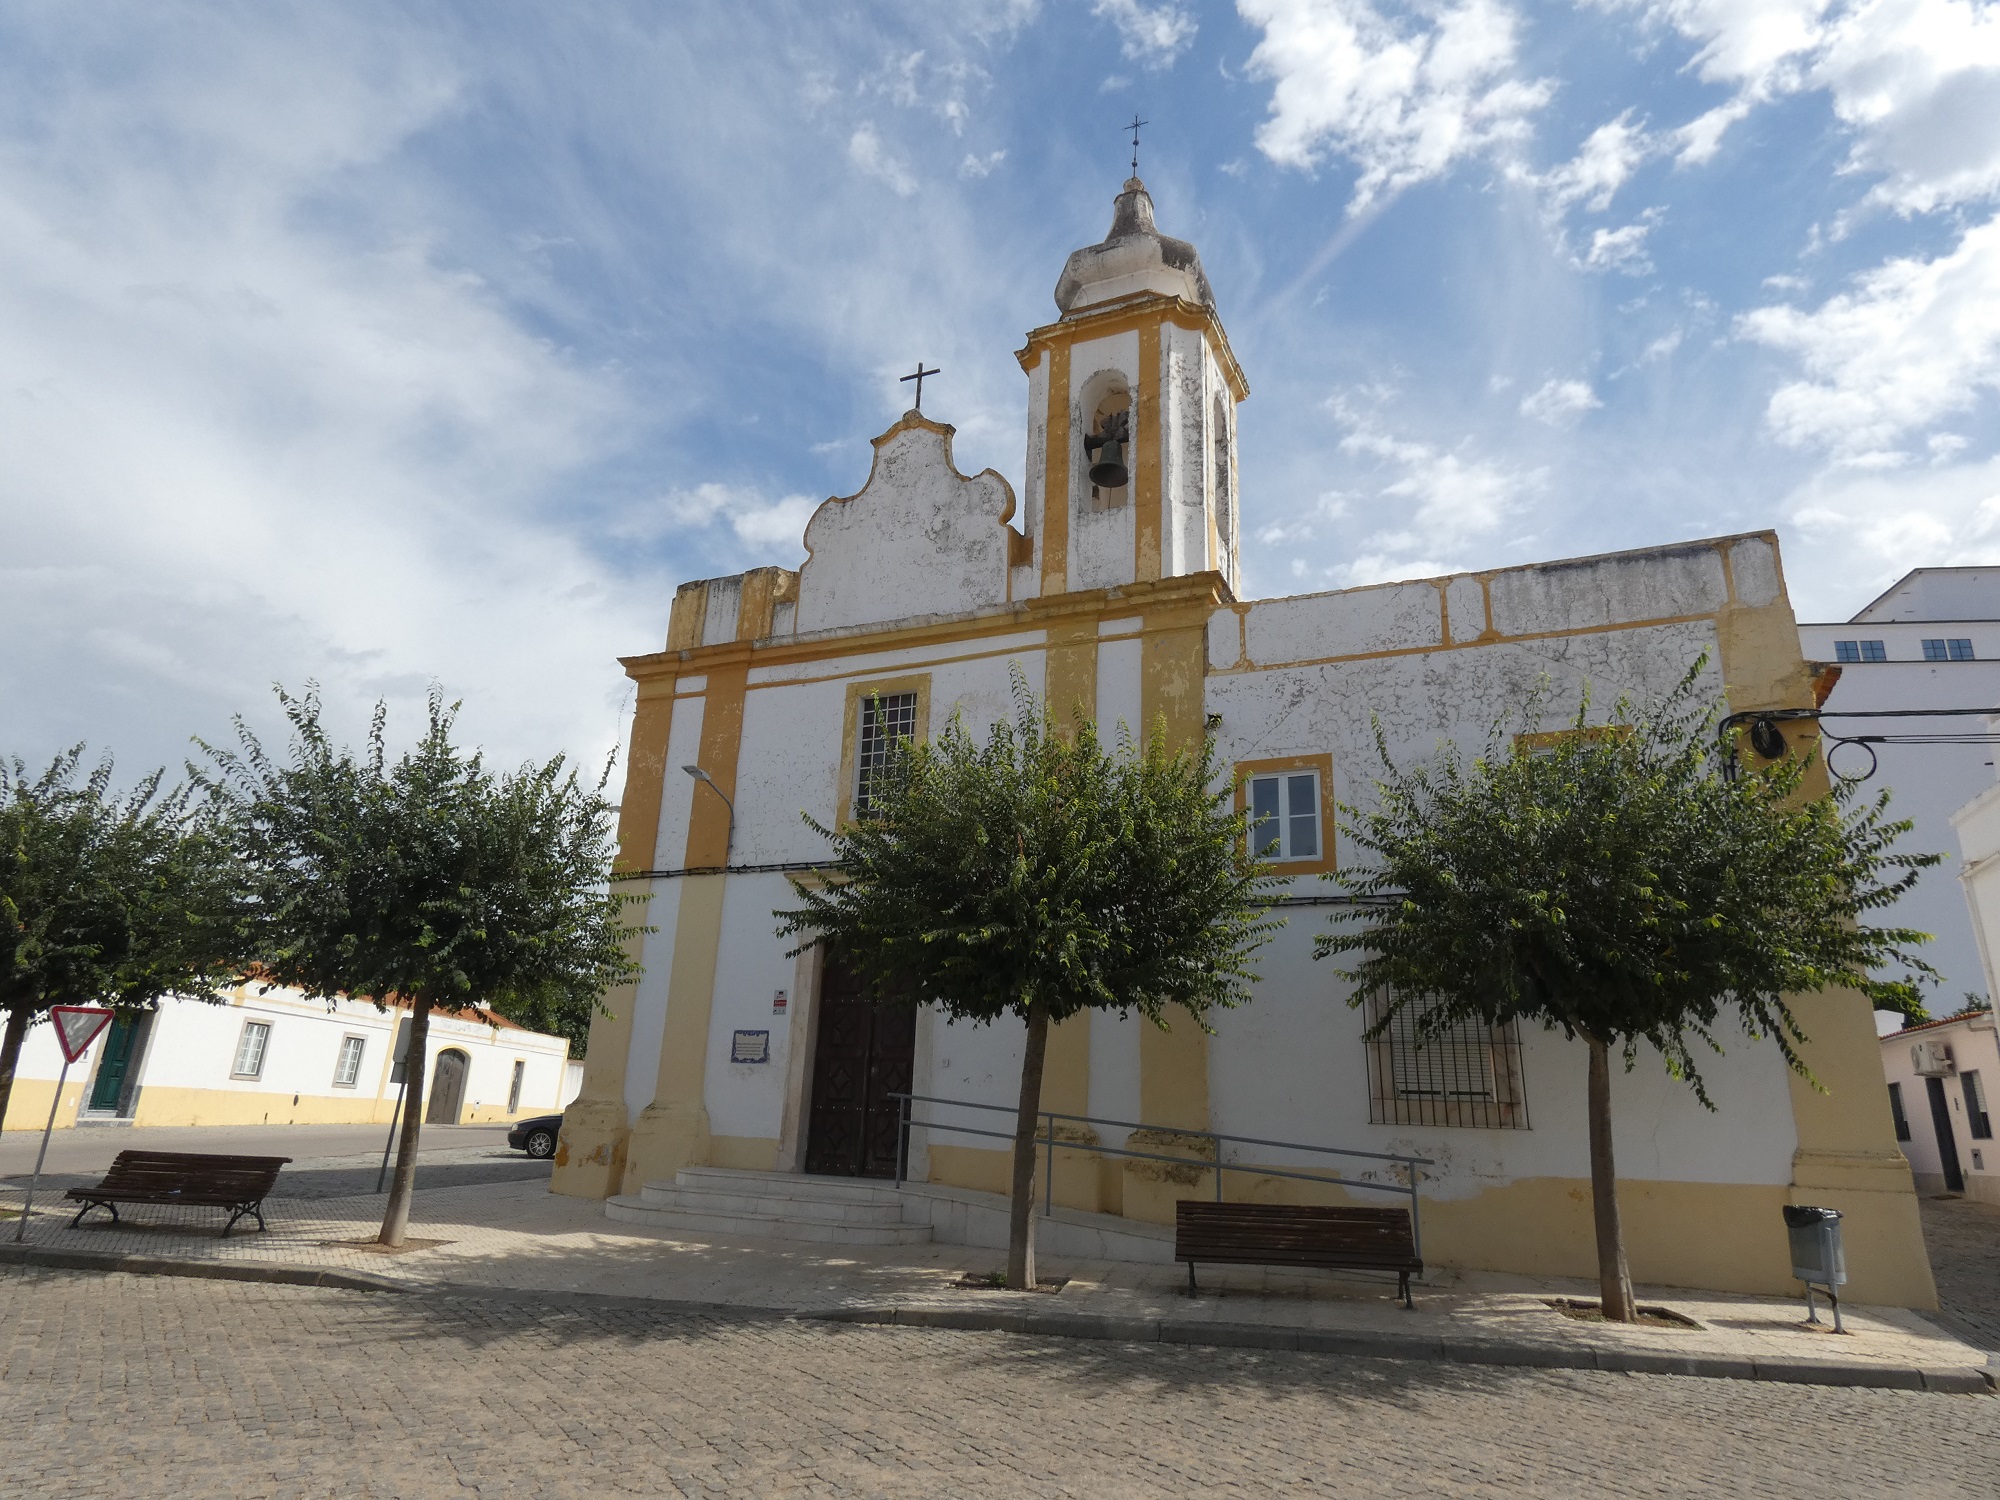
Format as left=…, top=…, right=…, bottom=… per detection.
left=553, top=177, right=1936, bottom=1308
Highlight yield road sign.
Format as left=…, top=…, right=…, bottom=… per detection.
left=50, top=1006, right=114, bottom=1064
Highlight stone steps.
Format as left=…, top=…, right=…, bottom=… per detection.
left=605, top=1166, right=933, bottom=1246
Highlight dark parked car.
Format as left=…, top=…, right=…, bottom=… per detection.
left=507, top=1114, right=562, bottom=1159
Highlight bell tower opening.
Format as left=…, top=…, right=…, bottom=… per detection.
left=1083, top=375, right=1132, bottom=512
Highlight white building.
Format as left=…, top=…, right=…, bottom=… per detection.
left=1798, top=568, right=2000, bottom=1019
left=1880, top=1009, right=1999, bottom=1204
left=552, top=175, right=1936, bottom=1307
left=2, top=983, right=577, bottom=1133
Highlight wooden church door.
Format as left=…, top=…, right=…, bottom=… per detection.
left=805, top=955, right=915, bottom=1177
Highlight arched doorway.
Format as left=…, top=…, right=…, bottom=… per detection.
left=426, top=1048, right=470, bottom=1125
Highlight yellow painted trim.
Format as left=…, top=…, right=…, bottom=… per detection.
left=834, top=673, right=934, bottom=827
left=706, top=1134, right=780, bottom=1171
left=126, top=1085, right=403, bottom=1129
left=686, top=658, right=747, bottom=869
left=1016, top=293, right=1249, bottom=404
left=1133, top=322, right=1163, bottom=584
left=1040, top=341, right=1071, bottom=596
left=623, top=573, right=1230, bottom=682
left=666, top=581, right=708, bottom=650
left=1139, top=599, right=1212, bottom=1131
left=1044, top=619, right=1097, bottom=737
left=1234, top=753, right=1337, bottom=877
left=622, top=873, right=727, bottom=1192
left=735, top=566, right=799, bottom=642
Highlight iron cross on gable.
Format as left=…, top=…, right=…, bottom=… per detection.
left=1128, top=114, right=1147, bottom=176
left=900, top=362, right=940, bottom=411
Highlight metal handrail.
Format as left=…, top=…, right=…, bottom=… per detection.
left=888, top=1090, right=1433, bottom=1262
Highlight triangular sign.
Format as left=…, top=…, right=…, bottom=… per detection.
left=50, top=1006, right=114, bottom=1065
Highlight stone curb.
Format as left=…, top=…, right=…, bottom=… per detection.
left=0, top=1243, right=407, bottom=1295
left=808, top=1305, right=2000, bottom=1395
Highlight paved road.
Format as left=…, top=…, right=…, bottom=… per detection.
left=0, top=1122, right=551, bottom=1200
left=1923, top=1193, right=2000, bottom=1354
left=2, top=1269, right=1995, bottom=1499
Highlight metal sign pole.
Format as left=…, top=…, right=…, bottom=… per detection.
left=14, top=1054, right=72, bottom=1244
left=375, top=1074, right=408, bottom=1195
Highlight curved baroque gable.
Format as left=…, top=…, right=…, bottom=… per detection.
left=794, top=411, right=1022, bottom=634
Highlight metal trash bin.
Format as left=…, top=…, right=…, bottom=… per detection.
left=1783, top=1204, right=1847, bottom=1332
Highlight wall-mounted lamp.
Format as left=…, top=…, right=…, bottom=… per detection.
left=682, top=764, right=734, bottom=855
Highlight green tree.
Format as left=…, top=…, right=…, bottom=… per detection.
left=778, top=673, right=1279, bottom=1288
left=1319, top=663, right=1936, bottom=1321
left=0, top=747, right=248, bottom=1129
left=202, top=687, right=642, bottom=1246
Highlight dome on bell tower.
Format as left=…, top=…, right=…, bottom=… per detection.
left=1053, top=177, right=1214, bottom=315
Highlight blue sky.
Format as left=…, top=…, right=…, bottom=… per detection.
left=5, top=0, right=1999, bottom=784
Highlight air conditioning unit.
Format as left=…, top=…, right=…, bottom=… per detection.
left=1912, top=1039, right=1956, bottom=1077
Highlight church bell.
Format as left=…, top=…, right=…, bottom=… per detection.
left=1085, top=410, right=1131, bottom=490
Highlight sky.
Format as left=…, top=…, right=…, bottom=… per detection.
left=5, top=0, right=1999, bottom=790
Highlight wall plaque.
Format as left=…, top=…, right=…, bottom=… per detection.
left=731, top=1029, right=770, bottom=1064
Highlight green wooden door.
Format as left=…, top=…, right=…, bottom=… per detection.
left=88, top=1016, right=138, bottom=1113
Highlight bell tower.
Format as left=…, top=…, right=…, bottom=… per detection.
left=1015, top=176, right=1248, bottom=600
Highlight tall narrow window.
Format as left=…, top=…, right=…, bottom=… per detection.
left=1363, top=995, right=1528, bottom=1129
left=333, top=1035, right=366, bottom=1088
left=508, top=1059, right=526, bottom=1114
left=233, top=1021, right=271, bottom=1080
left=1889, top=1081, right=1911, bottom=1142
left=854, top=691, right=918, bottom=816
left=1248, top=771, right=1320, bottom=861
left=1964, top=1070, right=1992, bottom=1139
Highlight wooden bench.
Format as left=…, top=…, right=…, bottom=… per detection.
left=1175, top=1201, right=1422, bottom=1308
left=66, top=1151, right=292, bottom=1236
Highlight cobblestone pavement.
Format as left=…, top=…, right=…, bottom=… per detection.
left=1921, top=1194, right=2000, bottom=1354
left=3, top=1268, right=1996, bottom=1500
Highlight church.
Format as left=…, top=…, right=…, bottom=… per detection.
left=552, top=175, right=1936, bottom=1308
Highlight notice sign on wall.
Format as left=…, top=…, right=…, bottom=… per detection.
left=731, top=1029, right=770, bottom=1064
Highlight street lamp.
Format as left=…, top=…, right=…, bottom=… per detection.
left=682, top=764, right=734, bottom=856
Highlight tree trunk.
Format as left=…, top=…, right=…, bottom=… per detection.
left=0, top=1007, right=31, bottom=1133
left=379, top=998, right=431, bottom=1247
left=1006, top=998, right=1052, bottom=1290
left=1585, top=1033, right=1636, bottom=1322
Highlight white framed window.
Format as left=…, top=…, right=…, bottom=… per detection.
left=854, top=691, right=919, bottom=815
left=333, top=1035, right=366, bottom=1089
left=508, top=1059, right=526, bottom=1114
left=232, top=1020, right=271, bottom=1080
left=1248, top=771, right=1321, bottom=862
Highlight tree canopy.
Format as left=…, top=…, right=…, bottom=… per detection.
left=1319, top=661, right=1937, bottom=1318
left=778, top=670, right=1278, bottom=1286
left=201, top=686, right=642, bottom=1244
left=0, top=747, right=247, bottom=1128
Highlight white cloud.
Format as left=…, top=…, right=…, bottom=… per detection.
left=1092, top=0, right=1199, bottom=67
left=1630, top=0, right=2000, bottom=209
left=1781, top=456, right=2000, bottom=617
left=1240, top=0, right=1552, bottom=212
left=1519, top=378, right=1604, bottom=424
left=958, top=149, right=1007, bottom=179
left=1738, top=214, right=2000, bottom=456
left=1540, top=111, right=1653, bottom=212
left=848, top=123, right=918, bottom=196
left=1580, top=214, right=1662, bottom=272
left=652, top=483, right=817, bottom=557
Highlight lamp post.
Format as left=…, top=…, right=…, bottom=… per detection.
left=682, top=765, right=734, bottom=859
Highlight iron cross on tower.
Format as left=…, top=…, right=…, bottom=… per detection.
left=900, top=362, right=940, bottom=411
left=1128, top=114, right=1147, bottom=176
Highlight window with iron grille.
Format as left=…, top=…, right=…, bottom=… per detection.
left=1922, top=637, right=1976, bottom=662
left=1248, top=771, right=1320, bottom=862
left=854, top=691, right=918, bottom=816
left=1889, top=1081, right=1911, bottom=1142
left=333, top=1035, right=365, bottom=1088
left=1363, top=995, right=1528, bottom=1129
left=1834, top=640, right=1887, bottom=663
left=1964, top=1070, right=1992, bottom=1139
left=232, top=1021, right=271, bottom=1080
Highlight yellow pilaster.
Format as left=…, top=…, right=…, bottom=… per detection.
left=1039, top=343, right=1071, bottom=597
left=552, top=668, right=677, bottom=1199
left=621, top=650, right=750, bottom=1193
left=1713, top=533, right=1938, bottom=1308
left=1134, top=322, right=1163, bottom=584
